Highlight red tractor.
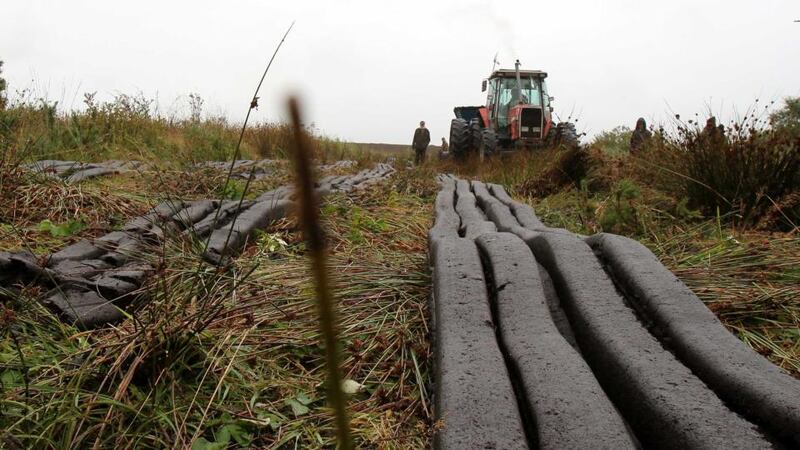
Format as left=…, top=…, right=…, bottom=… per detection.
left=449, top=60, right=578, bottom=158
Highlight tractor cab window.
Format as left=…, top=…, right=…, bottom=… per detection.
left=495, top=76, right=543, bottom=128
left=497, top=77, right=542, bottom=107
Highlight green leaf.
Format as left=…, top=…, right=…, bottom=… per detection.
left=191, top=422, right=252, bottom=450
left=258, top=232, right=288, bottom=253
left=218, top=423, right=252, bottom=447
left=215, top=425, right=231, bottom=444
left=285, top=398, right=310, bottom=416
left=191, top=437, right=226, bottom=450
left=1, top=369, right=23, bottom=386
left=255, top=409, right=284, bottom=431
left=37, top=219, right=86, bottom=237
left=258, top=412, right=282, bottom=431
left=220, top=180, right=246, bottom=200
left=295, top=392, right=313, bottom=405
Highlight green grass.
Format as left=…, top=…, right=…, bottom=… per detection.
left=0, top=167, right=433, bottom=448
left=0, top=91, right=380, bottom=165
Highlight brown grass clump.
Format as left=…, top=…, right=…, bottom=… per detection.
left=631, top=116, right=800, bottom=226
left=0, top=165, right=150, bottom=252
left=519, top=147, right=618, bottom=197
left=757, top=191, right=800, bottom=232
left=246, top=123, right=294, bottom=159
left=5, top=179, right=146, bottom=227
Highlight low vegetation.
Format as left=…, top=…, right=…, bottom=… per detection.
left=1, top=59, right=798, bottom=448
left=0, top=90, right=374, bottom=166
left=1, top=70, right=430, bottom=447
left=1, top=159, right=432, bottom=448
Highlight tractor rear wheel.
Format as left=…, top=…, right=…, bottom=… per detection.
left=449, top=118, right=470, bottom=159
left=469, top=118, right=482, bottom=153
left=480, top=128, right=498, bottom=156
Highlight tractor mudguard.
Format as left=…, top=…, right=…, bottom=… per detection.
left=453, top=106, right=485, bottom=126
left=478, top=107, right=489, bottom=128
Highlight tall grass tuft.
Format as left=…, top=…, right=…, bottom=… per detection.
left=639, top=112, right=800, bottom=226
left=0, top=89, right=367, bottom=165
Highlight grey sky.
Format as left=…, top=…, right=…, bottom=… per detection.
left=2, top=0, right=798, bottom=144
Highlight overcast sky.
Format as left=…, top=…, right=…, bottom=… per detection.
left=2, top=0, right=799, bottom=144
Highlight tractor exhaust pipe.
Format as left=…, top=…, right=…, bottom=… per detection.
left=514, top=59, right=522, bottom=104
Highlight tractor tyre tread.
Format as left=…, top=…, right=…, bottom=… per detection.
left=469, top=118, right=482, bottom=154
left=450, top=118, right=471, bottom=159
left=555, top=122, right=580, bottom=149
left=481, top=128, right=499, bottom=156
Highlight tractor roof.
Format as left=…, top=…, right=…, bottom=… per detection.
left=490, top=69, right=547, bottom=79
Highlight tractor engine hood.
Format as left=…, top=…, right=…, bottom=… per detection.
left=509, top=105, right=547, bottom=141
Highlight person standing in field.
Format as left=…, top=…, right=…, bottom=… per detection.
left=411, top=121, right=431, bottom=165
left=439, top=137, right=449, bottom=159
left=701, top=116, right=727, bottom=145
left=629, top=117, right=652, bottom=153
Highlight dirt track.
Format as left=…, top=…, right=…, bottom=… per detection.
left=428, top=176, right=800, bottom=449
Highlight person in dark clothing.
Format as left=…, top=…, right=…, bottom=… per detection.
left=439, top=137, right=449, bottom=159
left=629, top=117, right=652, bottom=153
left=704, top=116, right=718, bottom=134
left=412, top=121, right=431, bottom=165
left=703, top=116, right=727, bottom=139
left=701, top=116, right=727, bottom=145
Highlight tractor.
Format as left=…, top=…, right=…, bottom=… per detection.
left=448, top=60, right=578, bottom=158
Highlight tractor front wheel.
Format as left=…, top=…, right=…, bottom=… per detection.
left=449, top=118, right=470, bottom=159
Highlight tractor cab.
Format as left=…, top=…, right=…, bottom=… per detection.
left=448, top=60, right=577, bottom=158
left=483, top=67, right=552, bottom=146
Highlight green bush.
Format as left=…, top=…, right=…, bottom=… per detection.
left=600, top=178, right=641, bottom=233
left=770, top=97, right=800, bottom=137
left=592, top=125, right=632, bottom=155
